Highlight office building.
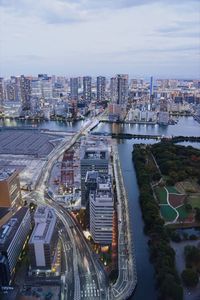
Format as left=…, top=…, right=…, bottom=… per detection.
left=159, top=97, right=168, bottom=112
left=83, top=76, right=92, bottom=102
left=80, top=137, right=109, bottom=205
left=0, top=78, right=4, bottom=104
left=61, top=151, right=74, bottom=187
left=29, top=206, right=58, bottom=271
left=158, top=97, right=169, bottom=125
left=116, top=74, right=129, bottom=105
left=0, top=167, right=22, bottom=208
left=0, top=207, right=31, bottom=285
left=41, top=78, right=53, bottom=99
left=31, top=79, right=42, bottom=99
left=150, top=76, right=154, bottom=97
left=89, top=174, right=113, bottom=244
left=97, top=76, right=106, bottom=102
left=109, top=74, right=129, bottom=121
left=20, top=75, right=31, bottom=111
left=158, top=111, right=169, bottom=125
left=70, top=77, right=79, bottom=101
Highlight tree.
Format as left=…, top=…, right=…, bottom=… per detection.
left=185, top=203, right=192, bottom=212
left=184, top=245, right=200, bottom=268
left=160, top=274, right=183, bottom=300
left=181, top=269, right=199, bottom=287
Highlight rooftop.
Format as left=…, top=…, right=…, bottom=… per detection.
left=29, top=206, right=56, bottom=244
left=0, top=167, right=17, bottom=181
left=80, top=137, right=109, bottom=160
left=0, top=207, right=29, bottom=250
left=0, top=129, right=63, bottom=158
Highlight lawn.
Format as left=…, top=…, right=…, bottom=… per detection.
left=176, top=205, right=190, bottom=221
left=188, top=195, right=200, bottom=209
left=155, top=187, right=168, bottom=204
left=166, top=186, right=180, bottom=194
left=160, top=205, right=177, bottom=222
left=177, top=180, right=199, bottom=193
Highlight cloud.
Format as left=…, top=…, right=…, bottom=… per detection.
left=0, top=0, right=199, bottom=78
left=0, top=0, right=87, bottom=24
left=0, top=0, right=199, bottom=24
left=104, top=45, right=199, bottom=57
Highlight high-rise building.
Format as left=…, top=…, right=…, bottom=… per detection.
left=31, top=79, right=42, bottom=99
left=0, top=167, right=22, bottom=208
left=89, top=174, right=113, bottom=244
left=61, top=151, right=74, bottom=187
left=20, top=75, right=31, bottom=111
left=0, top=207, right=31, bottom=285
left=110, top=77, right=117, bottom=103
left=150, top=76, right=154, bottom=97
left=158, top=97, right=169, bottom=125
left=41, top=78, right=53, bottom=99
left=97, top=76, right=106, bottom=102
left=70, top=77, right=79, bottom=101
left=115, top=74, right=129, bottom=105
left=0, top=78, right=4, bottom=104
left=109, top=74, right=128, bottom=121
left=6, top=82, right=15, bottom=101
left=83, top=76, right=92, bottom=102
left=5, top=77, right=19, bottom=102
left=80, top=137, right=109, bottom=206
left=29, top=206, right=58, bottom=272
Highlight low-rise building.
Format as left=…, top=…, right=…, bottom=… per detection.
left=0, top=167, right=22, bottom=208
left=29, top=206, right=58, bottom=273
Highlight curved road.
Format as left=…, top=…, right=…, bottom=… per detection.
left=23, top=111, right=109, bottom=300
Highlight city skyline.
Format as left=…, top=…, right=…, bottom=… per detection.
left=0, top=0, right=200, bottom=78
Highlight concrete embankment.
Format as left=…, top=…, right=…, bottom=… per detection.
left=111, top=142, right=137, bottom=299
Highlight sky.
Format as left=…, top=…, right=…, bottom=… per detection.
left=0, top=0, right=200, bottom=79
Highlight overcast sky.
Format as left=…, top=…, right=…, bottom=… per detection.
left=0, top=0, right=200, bottom=78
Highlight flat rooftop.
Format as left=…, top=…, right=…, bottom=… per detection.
left=0, top=166, right=17, bottom=181
left=29, top=207, right=56, bottom=244
left=0, top=129, right=63, bottom=157
left=0, top=207, right=29, bottom=250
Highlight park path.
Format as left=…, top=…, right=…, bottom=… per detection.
left=164, top=187, right=179, bottom=223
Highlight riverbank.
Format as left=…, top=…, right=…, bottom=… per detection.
left=133, top=144, right=183, bottom=300
left=111, top=142, right=137, bottom=299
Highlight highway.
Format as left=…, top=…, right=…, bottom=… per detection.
left=23, top=108, right=137, bottom=300
left=48, top=199, right=108, bottom=300
left=23, top=111, right=109, bottom=300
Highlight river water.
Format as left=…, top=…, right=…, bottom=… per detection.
left=1, top=116, right=200, bottom=299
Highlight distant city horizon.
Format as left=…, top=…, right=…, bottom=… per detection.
left=1, top=73, right=200, bottom=80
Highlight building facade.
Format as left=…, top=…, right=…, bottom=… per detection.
left=29, top=206, right=58, bottom=272
left=89, top=174, right=113, bottom=244
left=20, top=75, right=31, bottom=111
left=0, top=167, right=22, bottom=208
left=109, top=74, right=129, bottom=121
left=0, top=207, right=31, bottom=285
left=80, top=137, right=109, bottom=206
left=97, top=76, right=106, bottom=102
left=83, top=76, right=92, bottom=102
left=70, top=77, right=79, bottom=101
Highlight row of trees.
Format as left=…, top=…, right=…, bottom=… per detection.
left=133, top=145, right=183, bottom=300
left=181, top=245, right=200, bottom=287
